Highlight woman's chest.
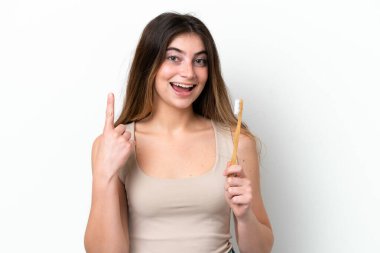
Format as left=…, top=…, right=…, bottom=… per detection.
left=135, top=130, right=216, bottom=179
left=126, top=169, right=227, bottom=218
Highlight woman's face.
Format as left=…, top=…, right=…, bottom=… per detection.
left=153, top=33, right=208, bottom=111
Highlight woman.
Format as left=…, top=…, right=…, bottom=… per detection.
left=84, top=12, right=274, bottom=253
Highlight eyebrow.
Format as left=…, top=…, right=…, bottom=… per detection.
left=166, top=47, right=207, bottom=56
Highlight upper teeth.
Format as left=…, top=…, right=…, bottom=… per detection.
left=171, top=82, right=196, bottom=88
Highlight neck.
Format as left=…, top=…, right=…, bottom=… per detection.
left=145, top=102, right=199, bottom=133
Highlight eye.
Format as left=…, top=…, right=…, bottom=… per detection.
left=167, top=55, right=180, bottom=62
left=194, top=58, right=208, bottom=67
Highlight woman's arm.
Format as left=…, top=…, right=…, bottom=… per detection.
left=224, top=134, right=274, bottom=253
left=84, top=94, right=132, bottom=253
left=84, top=138, right=130, bottom=253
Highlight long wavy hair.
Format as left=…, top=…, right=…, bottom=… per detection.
left=115, top=12, right=253, bottom=139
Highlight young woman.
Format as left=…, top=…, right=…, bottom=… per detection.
left=84, top=12, right=274, bottom=253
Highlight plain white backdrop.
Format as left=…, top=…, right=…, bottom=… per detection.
left=0, top=0, right=379, bottom=252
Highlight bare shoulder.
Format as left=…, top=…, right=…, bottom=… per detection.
left=237, top=133, right=259, bottom=164
left=236, top=133, right=261, bottom=189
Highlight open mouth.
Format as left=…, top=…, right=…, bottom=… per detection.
left=170, top=82, right=197, bottom=92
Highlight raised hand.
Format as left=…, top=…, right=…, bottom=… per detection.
left=224, top=163, right=253, bottom=220
left=91, top=93, right=134, bottom=182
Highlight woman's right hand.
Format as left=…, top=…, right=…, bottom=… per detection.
left=91, top=93, right=134, bottom=182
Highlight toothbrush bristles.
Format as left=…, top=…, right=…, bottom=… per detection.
left=234, top=99, right=241, bottom=115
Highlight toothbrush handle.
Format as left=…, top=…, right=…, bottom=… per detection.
left=230, top=100, right=243, bottom=165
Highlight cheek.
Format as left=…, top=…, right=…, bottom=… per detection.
left=197, top=68, right=208, bottom=84
left=157, top=64, right=177, bottom=80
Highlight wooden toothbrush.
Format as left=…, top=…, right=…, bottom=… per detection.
left=230, top=99, right=243, bottom=166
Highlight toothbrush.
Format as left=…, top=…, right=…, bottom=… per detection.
left=230, top=99, right=244, bottom=165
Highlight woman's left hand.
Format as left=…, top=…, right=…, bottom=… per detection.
left=224, top=163, right=253, bottom=220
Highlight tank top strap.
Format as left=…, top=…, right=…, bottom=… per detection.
left=212, top=120, right=234, bottom=165
left=118, top=122, right=136, bottom=184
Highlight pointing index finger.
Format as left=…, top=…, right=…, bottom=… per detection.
left=104, top=92, right=115, bottom=132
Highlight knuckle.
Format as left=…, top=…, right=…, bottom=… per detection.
left=123, top=140, right=132, bottom=148
left=124, top=142, right=131, bottom=151
left=107, top=110, right=114, bottom=117
left=112, top=131, right=119, bottom=138
left=234, top=165, right=241, bottom=170
left=124, top=131, right=132, bottom=138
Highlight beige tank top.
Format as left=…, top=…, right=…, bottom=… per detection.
left=118, top=120, right=234, bottom=253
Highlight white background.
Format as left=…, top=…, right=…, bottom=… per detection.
left=0, top=0, right=379, bottom=252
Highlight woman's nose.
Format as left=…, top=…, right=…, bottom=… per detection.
left=180, top=60, right=196, bottom=80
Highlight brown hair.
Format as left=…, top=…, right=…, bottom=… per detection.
left=115, top=12, right=254, bottom=139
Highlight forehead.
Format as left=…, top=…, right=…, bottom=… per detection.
left=167, top=33, right=206, bottom=53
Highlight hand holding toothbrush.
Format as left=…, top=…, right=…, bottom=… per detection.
left=224, top=162, right=253, bottom=219
left=224, top=99, right=253, bottom=220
